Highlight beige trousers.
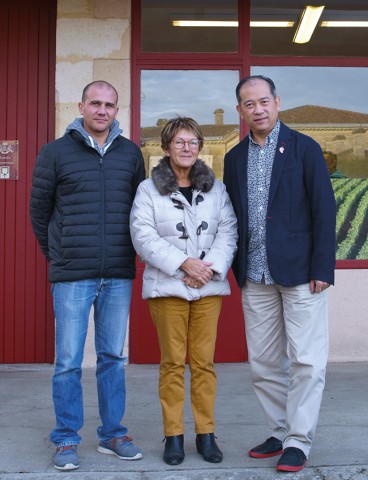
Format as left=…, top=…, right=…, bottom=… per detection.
left=148, top=296, right=222, bottom=436
left=242, top=280, right=329, bottom=458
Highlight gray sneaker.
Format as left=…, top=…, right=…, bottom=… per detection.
left=98, top=435, right=143, bottom=460
left=53, top=444, right=80, bottom=470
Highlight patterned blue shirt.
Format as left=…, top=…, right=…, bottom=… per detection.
left=246, top=120, right=280, bottom=284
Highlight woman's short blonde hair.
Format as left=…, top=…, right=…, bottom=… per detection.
left=160, top=117, right=204, bottom=151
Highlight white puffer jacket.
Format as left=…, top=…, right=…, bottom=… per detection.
left=130, top=157, right=238, bottom=301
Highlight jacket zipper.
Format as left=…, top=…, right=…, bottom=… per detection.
left=99, top=155, right=105, bottom=277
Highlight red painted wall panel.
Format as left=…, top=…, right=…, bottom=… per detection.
left=0, top=1, right=56, bottom=363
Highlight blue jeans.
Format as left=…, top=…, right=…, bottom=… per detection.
left=50, top=278, right=132, bottom=447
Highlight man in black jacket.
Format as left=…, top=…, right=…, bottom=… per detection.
left=30, top=81, right=145, bottom=471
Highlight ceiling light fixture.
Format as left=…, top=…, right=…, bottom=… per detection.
left=293, top=5, right=325, bottom=44
left=172, top=20, right=294, bottom=28
left=251, top=21, right=294, bottom=27
left=172, top=20, right=237, bottom=27
left=321, top=21, right=368, bottom=27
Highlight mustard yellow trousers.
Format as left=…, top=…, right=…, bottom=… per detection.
left=148, top=296, right=222, bottom=436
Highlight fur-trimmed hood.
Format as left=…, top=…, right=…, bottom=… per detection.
left=151, top=156, right=215, bottom=195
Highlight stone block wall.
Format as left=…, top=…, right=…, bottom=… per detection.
left=56, top=0, right=131, bottom=139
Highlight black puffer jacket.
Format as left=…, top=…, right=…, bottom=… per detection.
left=30, top=130, right=145, bottom=282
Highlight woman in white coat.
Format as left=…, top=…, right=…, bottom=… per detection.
left=130, top=117, right=237, bottom=466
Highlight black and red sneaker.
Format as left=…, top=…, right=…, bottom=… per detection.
left=276, top=447, right=307, bottom=472
left=248, top=436, right=284, bottom=458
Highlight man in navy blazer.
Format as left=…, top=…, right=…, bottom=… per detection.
left=223, top=75, right=336, bottom=473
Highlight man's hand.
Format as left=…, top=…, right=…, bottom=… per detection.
left=310, top=280, right=330, bottom=294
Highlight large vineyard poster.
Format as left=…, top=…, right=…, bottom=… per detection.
left=326, top=154, right=368, bottom=260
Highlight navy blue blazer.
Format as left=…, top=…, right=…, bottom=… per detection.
left=223, top=121, right=336, bottom=288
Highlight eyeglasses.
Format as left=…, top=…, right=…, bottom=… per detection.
left=173, top=138, right=200, bottom=149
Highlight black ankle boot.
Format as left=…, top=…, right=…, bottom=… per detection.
left=163, top=434, right=185, bottom=465
left=196, top=433, right=223, bottom=463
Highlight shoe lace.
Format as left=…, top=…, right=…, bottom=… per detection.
left=56, top=445, right=77, bottom=453
left=111, top=435, right=133, bottom=447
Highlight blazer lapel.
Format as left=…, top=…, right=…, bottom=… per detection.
left=268, top=123, right=291, bottom=208
left=235, top=137, right=249, bottom=211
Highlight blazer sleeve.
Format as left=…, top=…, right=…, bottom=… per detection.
left=302, top=136, right=336, bottom=284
